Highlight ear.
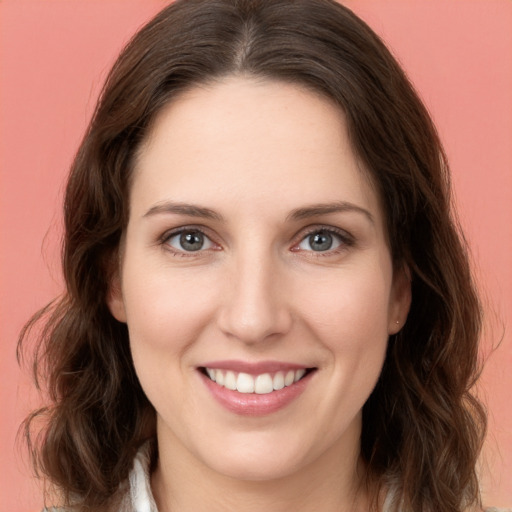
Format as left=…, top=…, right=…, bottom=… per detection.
left=388, top=264, right=412, bottom=335
left=106, top=267, right=127, bottom=323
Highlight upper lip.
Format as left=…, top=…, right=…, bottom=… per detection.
left=199, top=360, right=312, bottom=375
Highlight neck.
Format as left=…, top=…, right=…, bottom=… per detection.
left=151, top=422, right=371, bottom=512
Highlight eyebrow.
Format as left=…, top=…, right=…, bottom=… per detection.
left=143, top=200, right=374, bottom=224
left=143, top=201, right=224, bottom=221
left=287, top=201, right=374, bottom=224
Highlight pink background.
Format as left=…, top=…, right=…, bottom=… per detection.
left=1, top=1, right=511, bottom=510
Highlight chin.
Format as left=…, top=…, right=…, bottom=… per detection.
left=196, top=433, right=316, bottom=482
left=209, top=456, right=303, bottom=482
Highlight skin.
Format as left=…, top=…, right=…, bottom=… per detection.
left=108, top=76, right=411, bottom=512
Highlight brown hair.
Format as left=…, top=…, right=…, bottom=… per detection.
left=19, top=0, right=486, bottom=510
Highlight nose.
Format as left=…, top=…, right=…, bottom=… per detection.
left=217, top=251, right=292, bottom=345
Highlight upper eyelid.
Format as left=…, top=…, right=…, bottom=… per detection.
left=294, top=224, right=354, bottom=242
left=161, top=225, right=213, bottom=241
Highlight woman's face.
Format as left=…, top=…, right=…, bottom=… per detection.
left=108, top=77, right=410, bottom=482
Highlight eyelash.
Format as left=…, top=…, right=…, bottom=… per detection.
left=160, top=226, right=217, bottom=257
left=159, top=225, right=355, bottom=257
left=293, top=226, right=355, bottom=257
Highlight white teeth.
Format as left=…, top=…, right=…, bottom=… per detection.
left=236, top=372, right=255, bottom=393
left=273, top=371, right=285, bottom=390
left=255, top=373, right=274, bottom=394
left=284, top=370, right=295, bottom=386
left=205, top=367, right=309, bottom=394
left=215, top=369, right=225, bottom=386
left=224, top=370, right=237, bottom=390
left=294, top=369, right=306, bottom=382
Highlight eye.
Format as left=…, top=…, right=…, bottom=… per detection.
left=296, top=229, right=346, bottom=252
left=165, top=229, right=215, bottom=252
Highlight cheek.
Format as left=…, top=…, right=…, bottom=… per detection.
left=122, top=265, right=223, bottom=417
left=295, top=260, right=392, bottom=416
left=297, top=262, right=392, bottom=348
left=305, top=268, right=391, bottom=400
left=122, top=263, right=220, bottom=353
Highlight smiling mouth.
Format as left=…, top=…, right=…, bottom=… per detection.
left=200, top=367, right=315, bottom=395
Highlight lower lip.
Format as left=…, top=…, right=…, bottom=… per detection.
left=200, top=371, right=313, bottom=416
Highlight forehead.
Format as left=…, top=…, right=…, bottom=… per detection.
left=132, top=76, right=383, bottom=225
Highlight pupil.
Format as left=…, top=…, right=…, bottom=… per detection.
left=310, top=231, right=332, bottom=251
left=180, top=231, right=204, bottom=251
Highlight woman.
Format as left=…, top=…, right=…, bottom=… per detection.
left=19, top=0, right=491, bottom=510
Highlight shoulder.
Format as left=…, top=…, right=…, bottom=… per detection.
left=41, top=442, right=155, bottom=512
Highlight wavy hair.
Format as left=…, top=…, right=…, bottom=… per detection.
left=19, top=0, right=486, bottom=510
